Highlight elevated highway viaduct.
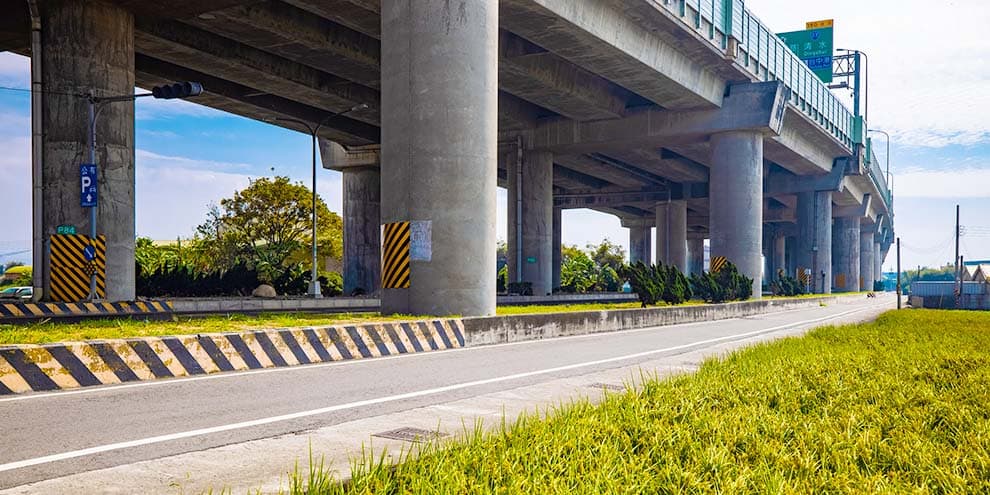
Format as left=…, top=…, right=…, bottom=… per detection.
left=1, top=0, right=893, bottom=315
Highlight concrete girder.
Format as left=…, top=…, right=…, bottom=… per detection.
left=552, top=164, right=609, bottom=190
left=833, top=194, right=872, bottom=219
left=282, top=0, right=381, bottom=38
left=500, top=0, right=726, bottom=110
left=187, top=1, right=381, bottom=88
left=134, top=19, right=381, bottom=125
left=531, top=81, right=788, bottom=155
left=134, top=55, right=379, bottom=145
left=553, top=155, right=653, bottom=188
left=766, top=107, right=850, bottom=175
left=498, top=92, right=543, bottom=131
left=604, top=149, right=709, bottom=183
left=764, top=163, right=844, bottom=196
left=499, top=50, right=627, bottom=121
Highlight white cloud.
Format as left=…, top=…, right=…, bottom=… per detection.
left=747, top=0, right=990, bottom=149
left=892, top=166, right=990, bottom=198
left=136, top=149, right=254, bottom=172
left=0, top=53, right=28, bottom=88
left=136, top=165, right=252, bottom=239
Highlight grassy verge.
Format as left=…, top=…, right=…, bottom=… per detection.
left=289, top=310, right=990, bottom=494
left=0, top=312, right=418, bottom=345
left=0, top=294, right=851, bottom=345
left=0, top=302, right=650, bottom=344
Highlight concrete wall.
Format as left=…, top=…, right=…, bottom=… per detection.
left=462, top=294, right=871, bottom=345
left=342, top=168, right=381, bottom=295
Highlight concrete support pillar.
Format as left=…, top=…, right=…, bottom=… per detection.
left=795, top=191, right=833, bottom=294
left=507, top=151, right=553, bottom=296
left=655, top=200, right=687, bottom=272
left=709, top=131, right=763, bottom=298
left=860, top=230, right=875, bottom=291
left=381, top=0, right=497, bottom=315
left=552, top=207, right=562, bottom=291
left=341, top=168, right=381, bottom=295
left=785, top=236, right=797, bottom=277
left=628, top=226, right=652, bottom=265
left=773, top=234, right=786, bottom=280
left=687, top=238, right=705, bottom=276
left=874, top=241, right=883, bottom=287
left=41, top=0, right=135, bottom=301
left=832, top=217, right=860, bottom=292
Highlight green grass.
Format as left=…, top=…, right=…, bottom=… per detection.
left=284, top=310, right=990, bottom=494
left=0, top=312, right=419, bottom=345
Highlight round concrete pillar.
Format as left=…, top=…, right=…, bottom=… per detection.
left=860, top=230, right=875, bottom=291
left=519, top=151, right=553, bottom=296
left=41, top=0, right=135, bottom=301
left=655, top=200, right=687, bottom=272
left=833, top=217, right=860, bottom=292
left=381, top=0, right=497, bottom=316
left=628, top=226, right=652, bottom=265
left=709, top=131, right=763, bottom=298
left=773, top=233, right=786, bottom=280
left=687, top=238, right=705, bottom=276
left=796, top=191, right=833, bottom=294
left=874, top=241, right=883, bottom=287
left=342, top=168, right=381, bottom=296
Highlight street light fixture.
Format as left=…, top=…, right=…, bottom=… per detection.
left=868, top=128, right=891, bottom=187
left=266, top=103, right=369, bottom=298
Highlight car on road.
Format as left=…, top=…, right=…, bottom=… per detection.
left=0, top=286, right=32, bottom=300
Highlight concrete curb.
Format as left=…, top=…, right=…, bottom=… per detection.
left=0, top=319, right=464, bottom=395
left=461, top=295, right=864, bottom=346
left=0, top=300, right=173, bottom=321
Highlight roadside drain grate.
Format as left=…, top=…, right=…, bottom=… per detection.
left=373, top=427, right=448, bottom=443
left=587, top=382, right=625, bottom=392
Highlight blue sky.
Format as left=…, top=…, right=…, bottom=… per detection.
left=1, top=0, right=989, bottom=271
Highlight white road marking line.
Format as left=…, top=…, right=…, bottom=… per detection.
left=0, top=299, right=889, bottom=404
left=0, top=305, right=878, bottom=473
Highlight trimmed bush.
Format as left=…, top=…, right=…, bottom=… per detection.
left=620, top=262, right=692, bottom=308
left=690, top=260, right=753, bottom=303
left=770, top=270, right=806, bottom=297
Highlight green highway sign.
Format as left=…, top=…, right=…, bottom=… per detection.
left=56, top=225, right=77, bottom=235
left=778, top=20, right=834, bottom=83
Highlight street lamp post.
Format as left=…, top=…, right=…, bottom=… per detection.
left=868, top=129, right=891, bottom=186
left=268, top=104, right=368, bottom=298
left=837, top=48, right=869, bottom=123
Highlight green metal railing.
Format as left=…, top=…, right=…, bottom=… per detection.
left=657, top=0, right=891, bottom=205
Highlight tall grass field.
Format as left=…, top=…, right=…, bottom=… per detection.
left=290, top=310, right=990, bottom=494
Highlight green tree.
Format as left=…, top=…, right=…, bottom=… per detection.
left=587, top=239, right=625, bottom=272
left=194, top=176, right=343, bottom=281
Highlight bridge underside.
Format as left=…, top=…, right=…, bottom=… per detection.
left=4, top=0, right=891, bottom=312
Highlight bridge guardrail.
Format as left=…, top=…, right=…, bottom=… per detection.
left=658, top=1, right=892, bottom=208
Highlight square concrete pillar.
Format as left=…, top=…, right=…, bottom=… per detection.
left=507, top=150, right=553, bottom=296
left=627, top=224, right=652, bottom=265
left=796, top=191, right=833, bottom=294
left=41, top=0, right=135, bottom=301
left=860, top=230, right=875, bottom=291
left=552, top=207, right=562, bottom=290
left=687, top=238, right=705, bottom=276
left=832, top=216, right=860, bottom=292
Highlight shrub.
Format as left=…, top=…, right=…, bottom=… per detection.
left=620, top=262, right=692, bottom=308
left=690, top=261, right=753, bottom=303
left=873, top=280, right=885, bottom=292
left=770, top=270, right=806, bottom=297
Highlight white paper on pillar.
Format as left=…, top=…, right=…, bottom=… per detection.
left=410, top=220, right=432, bottom=261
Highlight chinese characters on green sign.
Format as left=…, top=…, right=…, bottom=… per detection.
left=778, top=20, right=834, bottom=83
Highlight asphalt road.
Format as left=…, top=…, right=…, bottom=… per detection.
left=0, top=295, right=894, bottom=489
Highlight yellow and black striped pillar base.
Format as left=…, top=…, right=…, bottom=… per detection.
left=0, top=300, right=173, bottom=321
left=710, top=256, right=728, bottom=273
left=49, top=234, right=106, bottom=302
left=382, top=222, right=411, bottom=289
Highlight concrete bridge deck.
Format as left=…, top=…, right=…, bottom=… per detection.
left=2, top=0, right=893, bottom=315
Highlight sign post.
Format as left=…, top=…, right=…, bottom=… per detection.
left=778, top=19, right=834, bottom=83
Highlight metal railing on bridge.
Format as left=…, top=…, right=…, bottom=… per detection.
left=657, top=0, right=891, bottom=206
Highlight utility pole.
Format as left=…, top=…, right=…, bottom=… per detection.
left=955, top=204, right=960, bottom=282
left=896, top=237, right=901, bottom=309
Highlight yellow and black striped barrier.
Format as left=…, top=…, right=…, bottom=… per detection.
left=382, top=221, right=411, bottom=289
left=0, top=319, right=465, bottom=395
left=0, top=300, right=173, bottom=321
left=49, top=234, right=106, bottom=302
left=710, top=256, right=728, bottom=274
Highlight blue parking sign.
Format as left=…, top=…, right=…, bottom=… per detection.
left=80, top=164, right=97, bottom=207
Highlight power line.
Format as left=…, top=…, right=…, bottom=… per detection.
left=0, top=85, right=87, bottom=98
